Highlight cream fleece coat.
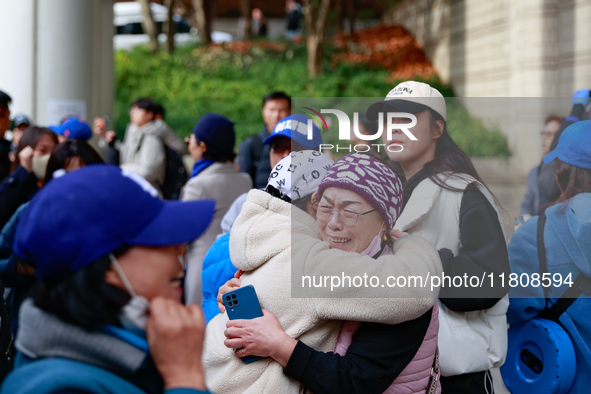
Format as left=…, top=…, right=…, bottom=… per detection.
left=203, top=189, right=443, bottom=394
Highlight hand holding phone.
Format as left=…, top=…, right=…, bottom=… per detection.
left=223, top=285, right=267, bottom=363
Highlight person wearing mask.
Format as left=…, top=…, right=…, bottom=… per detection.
left=507, top=120, right=591, bottom=394
left=367, top=81, right=510, bottom=393
left=181, top=113, right=252, bottom=306
left=1, top=165, right=215, bottom=394
left=200, top=114, right=322, bottom=323
left=0, top=139, right=105, bottom=336
left=519, top=116, right=562, bottom=219
left=0, top=127, right=58, bottom=229
left=0, top=91, right=13, bottom=182
left=237, top=91, right=291, bottom=189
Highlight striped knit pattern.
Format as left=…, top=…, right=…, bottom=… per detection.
left=318, top=153, right=403, bottom=229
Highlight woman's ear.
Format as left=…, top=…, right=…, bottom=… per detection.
left=199, top=141, right=207, bottom=153
left=104, top=264, right=123, bottom=288
left=310, top=191, right=319, bottom=211
left=432, top=120, right=445, bottom=140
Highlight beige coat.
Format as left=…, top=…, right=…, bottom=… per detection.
left=182, top=162, right=252, bottom=305
left=119, top=122, right=167, bottom=192
left=203, top=189, right=442, bottom=394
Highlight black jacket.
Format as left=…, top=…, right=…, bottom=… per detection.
left=0, top=167, right=39, bottom=230
left=237, top=127, right=272, bottom=189
left=284, top=309, right=431, bottom=394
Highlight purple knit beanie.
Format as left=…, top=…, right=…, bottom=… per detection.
left=317, top=153, right=403, bottom=230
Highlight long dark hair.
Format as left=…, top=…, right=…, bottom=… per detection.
left=42, top=139, right=105, bottom=185
left=554, top=158, right=591, bottom=206
left=423, top=109, right=486, bottom=192
left=11, top=127, right=58, bottom=173
left=31, top=245, right=131, bottom=331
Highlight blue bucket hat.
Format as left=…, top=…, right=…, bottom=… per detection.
left=14, top=165, right=215, bottom=282
left=263, top=114, right=323, bottom=148
left=543, top=120, right=591, bottom=169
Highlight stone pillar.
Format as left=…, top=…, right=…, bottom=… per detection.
left=0, top=0, right=113, bottom=127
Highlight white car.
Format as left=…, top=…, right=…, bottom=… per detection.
left=113, top=1, right=233, bottom=51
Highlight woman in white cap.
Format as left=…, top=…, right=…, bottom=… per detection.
left=365, top=80, right=510, bottom=393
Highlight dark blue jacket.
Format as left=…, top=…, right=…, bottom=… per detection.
left=0, top=203, right=35, bottom=335
left=508, top=193, right=591, bottom=393
left=0, top=166, right=38, bottom=230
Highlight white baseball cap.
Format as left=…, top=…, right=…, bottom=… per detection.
left=366, top=81, right=447, bottom=121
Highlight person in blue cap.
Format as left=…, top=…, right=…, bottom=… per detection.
left=49, top=116, right=92, bottom=142
left=263, top=113, right=324, bottom=168
left=181, top=113, right=252, bottom=306
left=1, top=165, right=215, bottom=394
left=507, top=120, right=591, bottom=394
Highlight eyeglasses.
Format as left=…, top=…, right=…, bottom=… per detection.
left=541, top=131, right=556, bottom=139
left=313, top=201, right=377, bottom=226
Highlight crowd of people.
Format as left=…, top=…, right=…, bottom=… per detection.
left=0, top=80, right=588, bottom=394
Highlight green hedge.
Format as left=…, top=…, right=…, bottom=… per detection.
left=115, top=41, right=510, bottom=157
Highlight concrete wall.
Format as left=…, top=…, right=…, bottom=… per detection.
left=0, top=0, right=114, bottom=127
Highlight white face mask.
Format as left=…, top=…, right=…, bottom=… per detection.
left=109, top=254, right=150, bottom=335
left=32, top=154, right=51, bottom=180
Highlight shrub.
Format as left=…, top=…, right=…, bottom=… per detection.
left=115, top=39, right=510, bottom=157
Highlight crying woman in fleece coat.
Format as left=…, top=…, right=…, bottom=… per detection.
left=203, top=152, right=443, bottom=394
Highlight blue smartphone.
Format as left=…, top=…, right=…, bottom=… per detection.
left=225, top=284, right=267, bottom=364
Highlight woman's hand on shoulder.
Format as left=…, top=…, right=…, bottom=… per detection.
left=390, top=229, right=409, bottom=240
left=217, top=270, right=244, bottom=313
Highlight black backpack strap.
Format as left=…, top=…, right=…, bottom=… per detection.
left=537, top=212, right=548, bottom=299
left=536, top=210, right=591, bottom=323
left=538, top=274, right=591, bottom=322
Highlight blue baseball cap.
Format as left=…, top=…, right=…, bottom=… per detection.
left=192, top=113, right=235, bottom=155
left=49, top=117, right=92, bottom=140
left=543, top=120, right=591, bottom=169
left=14, top=165, right=215, bottom=282
left=263, top=114, right=323, bottom=148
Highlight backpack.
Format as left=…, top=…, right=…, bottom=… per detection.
left=161, top=145, right=188, bottom=200
left=501, top=212, right=590, bottom=394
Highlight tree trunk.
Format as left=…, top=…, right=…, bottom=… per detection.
left=192, top=0, right=212, bottom=43
left=346, top=0, right=355, bottom=33
left=165, top=0, right=176, bottom=53
left=241, top=0, right=252, bottom=39
left=335, top=0, right=344, bottom=33
left=138, top=0, right=160, bottom=53
left=302, top=0, right=331, bottom=78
